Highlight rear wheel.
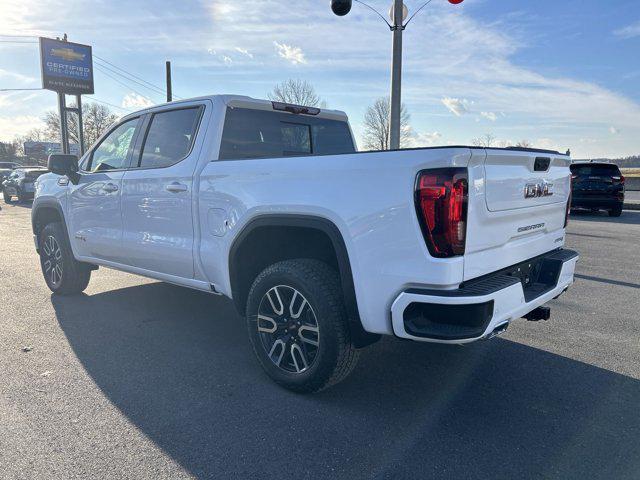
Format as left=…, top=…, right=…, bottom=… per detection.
left=39, top=222, right=91, bottom=294
left=246, top=259, right=359, bottom=393
left=609, top=206, right=623, bottom=217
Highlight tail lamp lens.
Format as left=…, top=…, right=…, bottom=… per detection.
left=415, top=168, right=468, bottom=258
left=564, top=175, right=572, bottom=228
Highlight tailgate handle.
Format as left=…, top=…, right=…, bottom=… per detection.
left=534, top=157, right=551, bottom=171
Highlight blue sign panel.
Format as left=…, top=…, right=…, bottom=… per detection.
left=39, top=37, right=94, bottom=95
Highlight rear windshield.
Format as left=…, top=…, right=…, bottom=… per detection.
left=570, top=164, right=620, bottom=176
left=219, top=107, right=355, bottom=160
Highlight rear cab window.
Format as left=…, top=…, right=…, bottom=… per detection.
left=570, top=164, right=621, bottom=177
left=219, top=107, right=355, bottom=160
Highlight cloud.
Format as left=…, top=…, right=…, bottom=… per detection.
left=235, top=47, right=253, bottom=59
left=0, top=68, right=35, bottom=84
left=121, top=93, right=154, bottom=109
left=410, top=131, right=442, bottom=147
left=222, top=55, right=233, bottom=65
left=273, top=41, right=307, bottom=64
left=441, top=97, right=470, bottom=116
left=614, top=21, right=640, bottom=39
left=609, top=126, right=620, bottom=135
left=0, top=115, right=43, bottom=142
left=480, top=111, right=497, bottom=121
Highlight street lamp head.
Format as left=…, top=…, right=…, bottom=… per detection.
left=331, top=0, right=352, bottom=16
left=448, top=0, right=464, bottom=4
left=388, top=2, right=409, bottom=24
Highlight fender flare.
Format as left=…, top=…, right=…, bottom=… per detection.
left=31, top=198, right=69, bottom=253
left=228, top=214, right=379, bottom=348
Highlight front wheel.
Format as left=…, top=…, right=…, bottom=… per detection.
left=39, top=222, right=91, bottom=294
left=246, top=259, right=360, bottom=393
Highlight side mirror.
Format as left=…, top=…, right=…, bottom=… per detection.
left=331, top=0, right=352, bottom=16
left=48, top=154, right=78, bottom=176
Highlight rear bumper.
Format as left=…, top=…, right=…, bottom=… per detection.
left=572, top=194, right=623, bottom=209
left=391, top=249, right=578, bottom=344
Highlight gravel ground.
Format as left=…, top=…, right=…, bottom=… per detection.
left=0, top=204, right=639, bottom=480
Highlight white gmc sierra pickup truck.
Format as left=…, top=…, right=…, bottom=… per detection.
left=32, top=95, right=578, bottom=392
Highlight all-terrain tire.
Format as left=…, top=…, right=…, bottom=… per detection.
left=39, top=222, right=91, bottom=294
left=246, top=259, right=360, bottom=393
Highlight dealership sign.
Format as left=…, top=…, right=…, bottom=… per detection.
left=39, top=37, right=94, bottom=95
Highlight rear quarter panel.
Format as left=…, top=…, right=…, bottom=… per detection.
left=197, top=148, right=471, bottom=335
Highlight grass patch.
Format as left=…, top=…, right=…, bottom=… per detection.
left=621, top=168, right=640, bottom=178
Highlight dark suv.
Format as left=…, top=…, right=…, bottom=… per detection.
left=2, top=167, right=48, bottom=203
left=570, top=162, right=625, bottom=217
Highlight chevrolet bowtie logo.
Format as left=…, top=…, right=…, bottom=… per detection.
left=524, top=180, right=554, bottom=199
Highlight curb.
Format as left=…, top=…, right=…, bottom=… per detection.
left=623, top=203, right=640, bottom=211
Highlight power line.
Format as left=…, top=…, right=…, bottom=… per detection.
left=0, top=88, right=44, bottom=92
left=94, top=60, right=167, bottom=98
left=94, top=64, right=160, bottom=103
left=94, top=55, right=169, bottom=94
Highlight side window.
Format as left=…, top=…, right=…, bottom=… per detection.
left=88, top=118, right=138, bottom=172
left=137, top=107, right=202, bottom=169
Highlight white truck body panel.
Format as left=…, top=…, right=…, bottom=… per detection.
left=33, top=94, right=577, bottom=343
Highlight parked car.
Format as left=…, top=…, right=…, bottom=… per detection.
left=32, top=95, right=578, bottom=392
left=570, top=162, right=625, bottom=216
left=0, top=162, right=21, bottom=191
left=3, top=167, right=49, bottom=203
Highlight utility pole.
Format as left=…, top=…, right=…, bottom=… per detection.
left=389, top=0, right=404, bottom=150
left=166, top=61, right=172, bottom=102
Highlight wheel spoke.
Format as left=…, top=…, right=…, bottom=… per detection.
left=266, top=287, right=284, bottom=315
left=51, top=267, right=57, bottom=285
left=298, top=325, right=319, bottom=347
left=55, top=264, right=63, bottom=282
left=257, top=314, right=277, bottom=334
left=44, top=259, right=52, bottom=273
left=289, top=290, right=307, bottom=319
left=290, top=343, right=308, bottom=372
left=268, top=339, right=286, bottom=366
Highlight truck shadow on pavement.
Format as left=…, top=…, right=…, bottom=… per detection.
left=52, top=282, right=640, bottom=480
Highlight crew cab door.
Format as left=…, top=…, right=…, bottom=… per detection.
left=120, top=104, right=205, bottom=279
left=68, top=116, right=141, bottom=263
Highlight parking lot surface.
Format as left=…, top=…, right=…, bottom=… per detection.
left=1, top=204, right=639, bottom=479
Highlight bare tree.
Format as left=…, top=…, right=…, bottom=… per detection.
left=43, top=102, right=119, bottom=149
left=471, top=133, right=496, bottom=147
left=515, top=139, right=532, bottom=148
left=362, top=96, right=412, bottom=151
left=268, top=79, right=322, bottom=107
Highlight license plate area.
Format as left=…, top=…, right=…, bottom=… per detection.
left=503, top=255, right=563, bottom=302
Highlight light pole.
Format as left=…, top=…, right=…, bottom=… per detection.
left=331, top=0, right=464, bottom=149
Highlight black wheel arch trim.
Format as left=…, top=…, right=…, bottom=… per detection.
left=31, top=199, right=70, bottom=254
left=228, top=214, right=380, bottom=348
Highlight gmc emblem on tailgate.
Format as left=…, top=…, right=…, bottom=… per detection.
left=524, top=181, right=554, bottom=199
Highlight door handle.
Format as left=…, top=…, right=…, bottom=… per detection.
left=166, top=182, right=188, bottom=193
left=102, top=183, right=119, bottom=193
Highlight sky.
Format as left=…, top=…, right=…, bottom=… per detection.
left=0, top=0, right=639, bottom=158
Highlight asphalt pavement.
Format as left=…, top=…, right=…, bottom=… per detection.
left=1, top=204, right=639, bottom=479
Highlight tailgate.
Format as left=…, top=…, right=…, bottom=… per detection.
left=464, top=149, right=571, bottom=281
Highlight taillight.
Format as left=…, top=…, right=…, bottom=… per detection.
left=564, top=176, right=572, bottom=228
left=415, top=168, right=468, bottom=258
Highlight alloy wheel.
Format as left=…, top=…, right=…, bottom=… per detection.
left=256, top=285, right=320, bottom=373
left=42, top=235, right=63, bottom=288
